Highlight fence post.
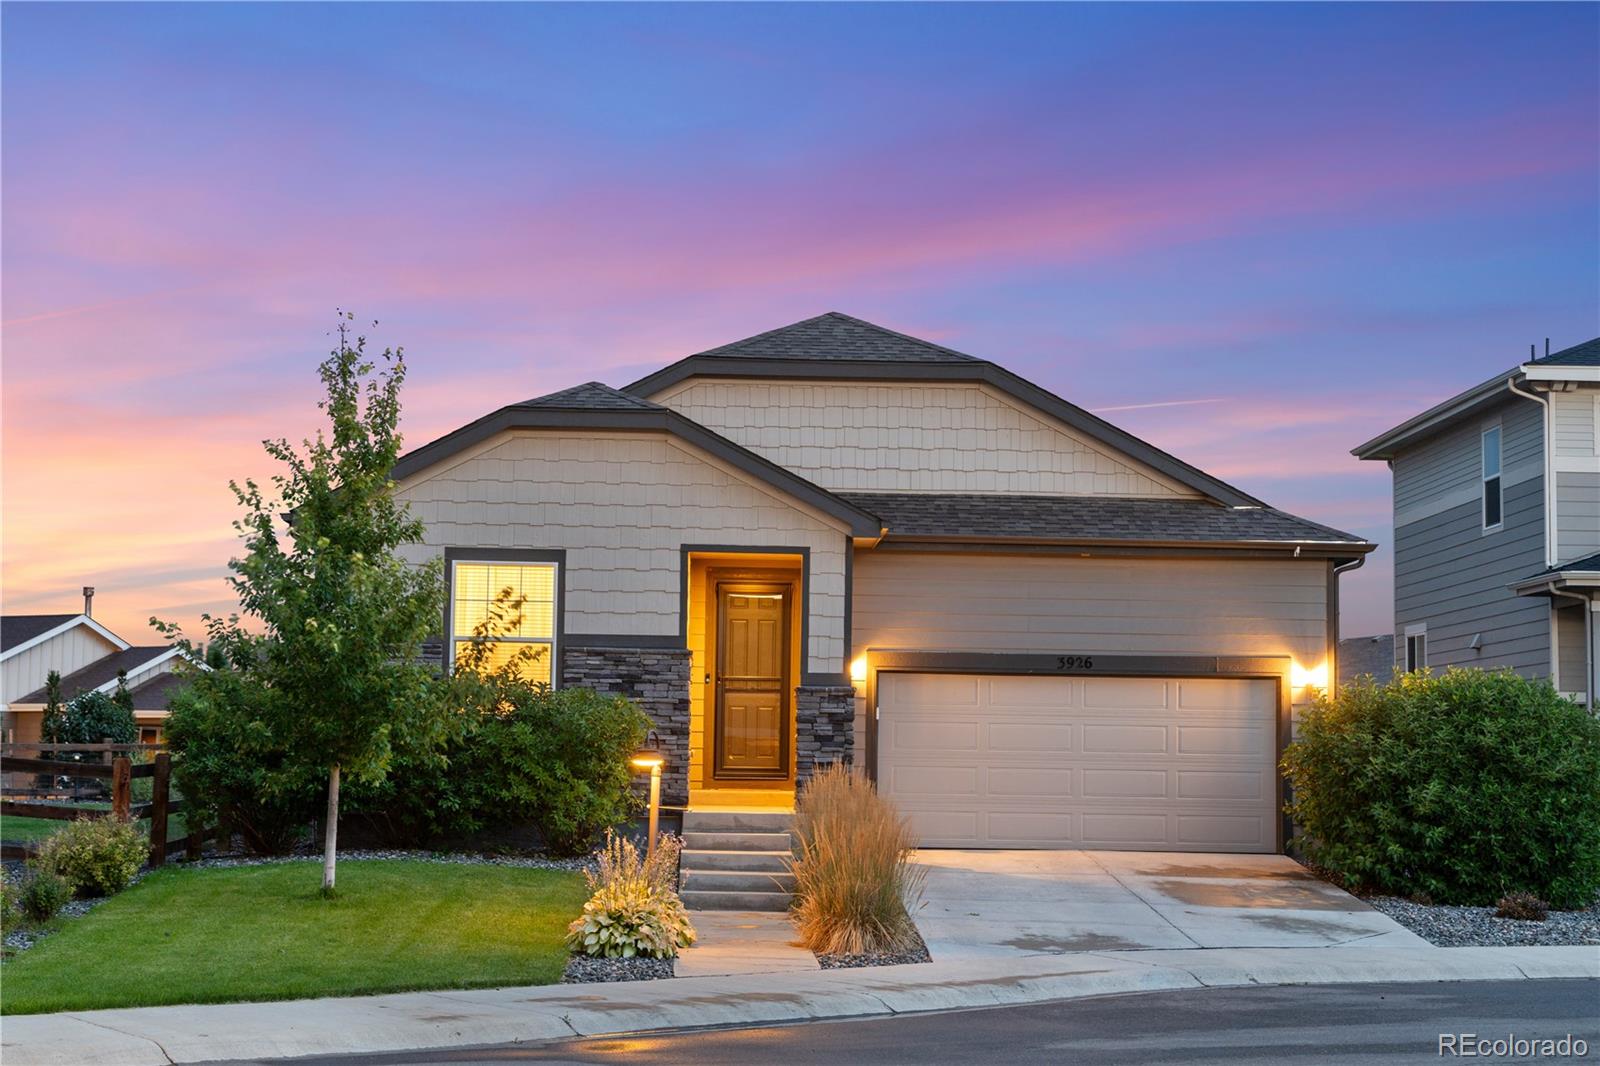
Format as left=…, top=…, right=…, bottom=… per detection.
left=148, top=752, right=171, bottom=866
left=111, top=756, right=131, bottom=821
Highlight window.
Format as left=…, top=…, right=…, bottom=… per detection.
left=1404, top=624, right=1427, bottom=673
left=1481, top=426, right=1502, bottom=530
left=451, top=560, right=558, bottom=685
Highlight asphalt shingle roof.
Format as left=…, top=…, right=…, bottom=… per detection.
left=839, top=492, right=1368, bottom=545
left=692, top=312, right=979, bottom=363
left=517, top=382, right=661, bottom=410
left=15, top=646, right=175, bottom=705
left=1339, top=635, right=1395, bottom=686
left=1526, top=550, right=1600, bottom=579
left=1, top=614, right=79, bottom=653
left=127, top=671, right=187, bottom=712
left=1527, top=337, right=1600, bottom=368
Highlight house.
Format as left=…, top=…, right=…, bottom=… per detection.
left=1353, top=337, right=1599, bottom=708
left=1337, top=635, right=1395, bottom=687
left=394, top=312, right=1373, bottom=854
left=1, top=589, right=188, bottom=745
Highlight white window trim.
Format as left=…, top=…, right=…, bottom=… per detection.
left=1404, top=623, right=1428, bottom=673
left=447, top=553, right=562, bottom=688
left=1481, top=424, right=1503, bottom=533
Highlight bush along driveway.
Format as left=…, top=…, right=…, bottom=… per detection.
left=0, top=858, right=587, bottom=1014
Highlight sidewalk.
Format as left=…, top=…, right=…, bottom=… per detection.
left=4, top=944, right=1595, bottom=1066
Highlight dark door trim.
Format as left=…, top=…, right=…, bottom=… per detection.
left=713, top=579, right=793, bottom=780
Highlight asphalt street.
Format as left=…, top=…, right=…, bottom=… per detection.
left=213, top=978, right=1600, bottom=1066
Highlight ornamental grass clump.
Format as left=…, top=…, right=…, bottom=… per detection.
left=789, top=763, right=925, bottom=955
left=566, top=830, right=696, bottom=959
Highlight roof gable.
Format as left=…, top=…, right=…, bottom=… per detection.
left=13, top=645, right=180, bottom=705
left=690, top=312, right=979, bottom=364
left=1, top=613, right=129, bottom=660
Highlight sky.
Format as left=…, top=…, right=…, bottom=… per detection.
left=3, top=2, right=1597, bottom=643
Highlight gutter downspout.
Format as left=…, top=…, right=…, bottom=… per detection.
left=1330, top=555, right=1367, bottom=696
left=1507, top=374, right=1554, bottom=568
left=1549, top=585, right=1595, bottom=713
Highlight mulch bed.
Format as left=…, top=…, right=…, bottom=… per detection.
left=562, top=955, right=675, bottom=982
left=817, top=927, right=931, bottom=969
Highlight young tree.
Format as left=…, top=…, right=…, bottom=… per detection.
left=158, top=314, right=445, bottom=892
left=111, top=670, right=135, bottom=716
left=40, top=670, right=63, bottom=739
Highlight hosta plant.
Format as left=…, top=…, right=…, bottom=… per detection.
left=566, top=829, right=696, bottom=959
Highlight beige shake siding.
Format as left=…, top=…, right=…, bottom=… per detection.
left=396, top=430, right=850, bottom=674
left=650, top=379, right=1199, bottom=498
left=852, top=550, right=1329, bottom=711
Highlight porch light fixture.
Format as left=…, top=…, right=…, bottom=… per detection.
left=849, top=655, right=868, bottom=684
left=631, top=731, right=665, bottom=861
left=1291, top=661, right=1329, bottom=692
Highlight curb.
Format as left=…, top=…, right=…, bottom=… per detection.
left=3, top=946, right=1596, bottom=1065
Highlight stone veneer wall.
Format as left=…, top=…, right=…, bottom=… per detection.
left=562, top=646, right=692, bottom=806
left=795, top=685, right=855, bottom=788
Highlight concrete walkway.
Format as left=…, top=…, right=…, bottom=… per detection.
left=5, top=945, right=1595, bottom=1066
left=673, top=911, right=818, bottom=977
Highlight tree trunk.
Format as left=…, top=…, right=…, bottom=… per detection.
left=322, top=763, right=341, bottom=893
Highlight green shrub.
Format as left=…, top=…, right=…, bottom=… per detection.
left=0, top=871, right=19, bottom=935
left=789, top=763, right=925, bottom=955
left=32, top=818, right=149, bottom=897
left=164, top=669, right=318, bottom=855
left=19, top=870, right=73, bottom=922
left=566, top=830, right=695, bottom=959
left=42, top=689, right=136, bottom=754
left=1283, top=668, right=1600, bottom=908
left=349, top=682, right=649, bottom=856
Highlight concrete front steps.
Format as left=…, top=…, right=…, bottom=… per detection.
left=680, top=809, right=795, bottom=912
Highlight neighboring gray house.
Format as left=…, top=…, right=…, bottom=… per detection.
left=1337, top=635, right=1394, bottom=686
left=395, top=312, right=1374, bottom=863
left=1354, top=338, right=1599, bottom=707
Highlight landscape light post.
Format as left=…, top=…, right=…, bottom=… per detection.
left=630, top=730, right=665, bottom=862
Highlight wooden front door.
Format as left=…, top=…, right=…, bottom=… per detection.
left=714, top=582, right=791, bottom=779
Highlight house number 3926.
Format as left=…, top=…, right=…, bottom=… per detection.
left=1056, top=655, right=1094, bottom=670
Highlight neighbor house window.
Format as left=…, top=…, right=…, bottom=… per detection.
left=1481, top=426, right=1502, bottom=530
left=451, top=560, right=558, bottom=685
left=1404, top=624, right=1427, bottom=673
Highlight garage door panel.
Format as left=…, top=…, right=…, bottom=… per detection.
left=986, top=811, right=1074, bottom=844
left=888, top=763, right=978, bottom=796
left=988, top=767, right=1072, bottom=797
left=879, top=672, right=1279, bottom=852
left=1081, top=812, right=1170, bottom=845
left=1176, top=724, right=1269, bottom=756
left=1176, top=769, right=1266, bottom=801
left=1081, top=767, right=1168, bottom=799
left=1082, top=677, right=1169, bottom=709
left=1081, top=723, right=1169, bottom=754
left=987, top=722, right=1074, bottom=752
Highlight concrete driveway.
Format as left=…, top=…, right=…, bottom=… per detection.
left=915, top=850, right=1429, bottom=959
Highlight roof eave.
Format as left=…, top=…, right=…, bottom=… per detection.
left=1520, top=364, right=1600, bottom=384
left=391, top=405, right=883, bottom=537
left=1352, top=371, right=1517, bottom=460
left=876, top=532, right=1375, bottom=556
left=1511, top=571, right=1600, bottom=595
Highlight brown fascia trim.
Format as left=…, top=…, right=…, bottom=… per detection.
left=392, top=405, right=883, bottom=537
left=870, top=535, right=1375, bottom=563
left=622, top=356, right=1266, bottom=509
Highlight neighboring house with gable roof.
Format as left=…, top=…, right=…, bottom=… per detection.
left=395, top=311, right=1373, bottom=883
left=1354, top=337, right=1600, bottom=708
left=1, top=590, right=188, bottom=745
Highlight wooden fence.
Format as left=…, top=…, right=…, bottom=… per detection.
left=0, top=743, right=218, bottom=865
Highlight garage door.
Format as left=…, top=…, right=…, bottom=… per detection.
left=877, top=673, right=1280, bottom=852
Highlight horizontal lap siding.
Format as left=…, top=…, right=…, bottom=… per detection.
left=1552, top=390, right=1600, bottom=564
left=396, top=431, right=848, bottom=674
left=652, top=379, right=1198, bottom=498
left=1391, top=396, right=1548, bottom=677
left=852, top=552, right=1328, bottom=669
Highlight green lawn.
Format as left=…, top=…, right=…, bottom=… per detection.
left=1, top=859, right=587, bottom=1014
left=0, top=812, right=187, bottom=844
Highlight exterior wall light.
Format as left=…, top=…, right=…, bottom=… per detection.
left=1291, top=661, right=1329, bottom=692
left=850, top=656, right=868, bottom=684
left=631, top=730, right=665, bottom=861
